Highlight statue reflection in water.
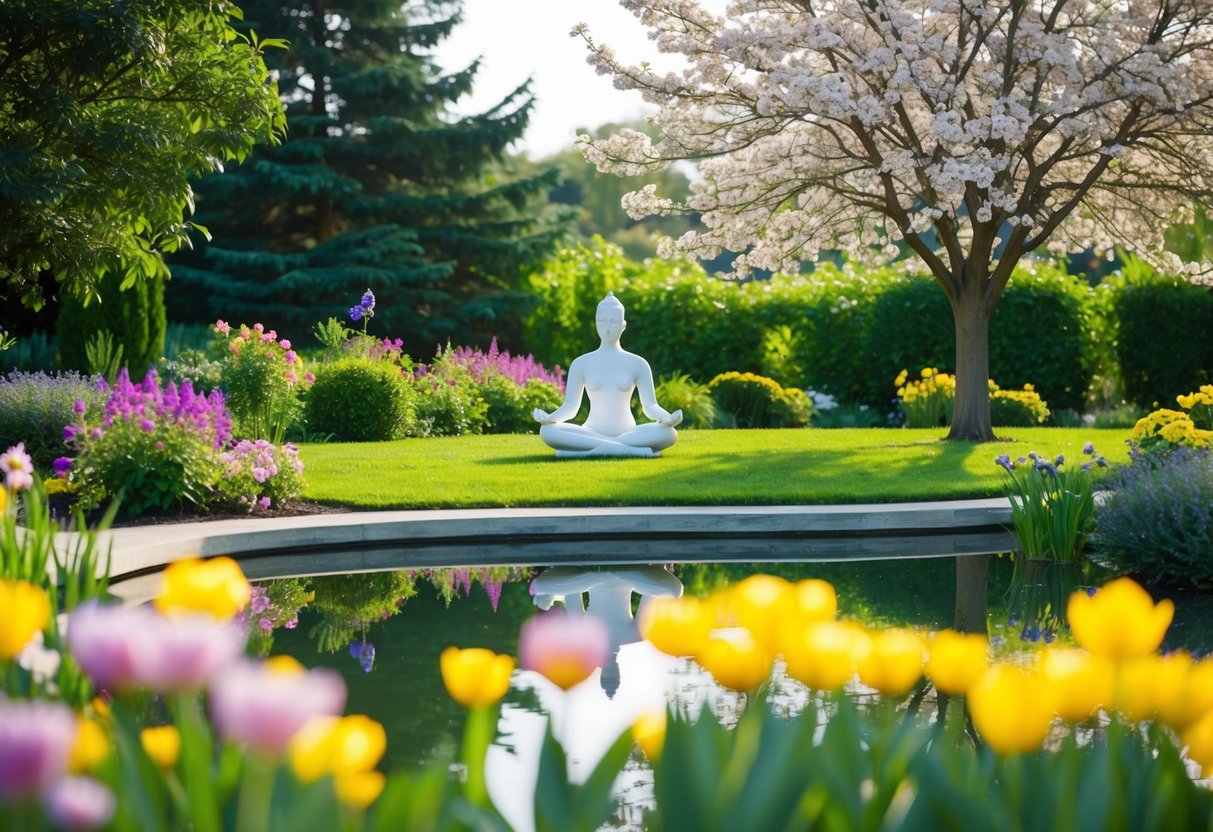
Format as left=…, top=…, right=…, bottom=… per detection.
left=530, top=565, right=683, bottom=697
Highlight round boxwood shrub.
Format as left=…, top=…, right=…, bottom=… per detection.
left=707, top=372, right=811, bottom=428
left=306, top=358, right=414, bottom=441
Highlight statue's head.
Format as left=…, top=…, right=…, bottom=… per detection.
left=595, top=291, right=626, bottom=341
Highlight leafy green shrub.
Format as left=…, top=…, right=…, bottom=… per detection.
left=1108, top=258, right=1213, bottom=410
left=157, top=348, right=223, bottom=394
left=653, top=373, right=718, bottom=429
left=65, top=369, right=230, bottom=516
left=214, top=322, right=305, bottom=442
left=1093, top=447, right=1213, bottom=587
left=477, top=375, right=563, bottom=434
left=56, top=272, right=167, bottom=377
left=810, top=403, right=885, bottom=428
left=707, top=372, right=811, bottom=428
left=307, top=358, right=415, bottom=442
left=413, top=347, right=489, bottom=437
left=0, top=371, right=104, bottom=471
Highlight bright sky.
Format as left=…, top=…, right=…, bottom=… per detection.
left=432, top=0, right=726, bottom=159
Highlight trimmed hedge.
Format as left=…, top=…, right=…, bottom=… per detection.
left=306, top=358, right=415, bottom=442
left=527, top=239, right=1102, bottom=413
left=1106, top=259, right=1213, bottom=410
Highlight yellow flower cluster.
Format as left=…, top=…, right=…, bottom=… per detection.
left=1131, top=404, right=1213, bottom=450
left=1176, top=384, right=1213, bottom=428
left=639, top=574, right=1213, bottom=766
left=894, top=368, right=955, bottom=428
left=988, top=380, right=1051, bottom=425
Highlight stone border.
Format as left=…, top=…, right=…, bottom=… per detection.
left=97, top=498, right=1014, bottom=585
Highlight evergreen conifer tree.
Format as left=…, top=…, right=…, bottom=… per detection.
left=167, top=0, right=568, bottom=352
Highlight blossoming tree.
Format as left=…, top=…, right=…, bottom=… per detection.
left=576, top=0, right=1213, bottom=440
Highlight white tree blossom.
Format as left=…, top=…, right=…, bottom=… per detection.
left=575, top=0, right=1213, bottom=439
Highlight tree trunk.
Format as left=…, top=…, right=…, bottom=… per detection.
left=947, top=289, right=996, bottom=441
left=953, top=554, right=990, bottom=634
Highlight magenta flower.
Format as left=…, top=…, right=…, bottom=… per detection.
left=139, top=419, right=155, bottom=433
left=43, top=776, right=116, bottom=831
left=518, top=610, right=611, bottom=691
left=53, top=457, right=73, bottom=477
left=208, top=660, right=346, bottom=755
left=258, top=496, right=272, bottom=509
left=0, top=698, right=77, bottom=800
left=1, top=443, right=34, bottom=491
left=67, top=603, right=245, bottom=693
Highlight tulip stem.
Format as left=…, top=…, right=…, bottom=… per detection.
left=235, top=754, right=276, bottom=832
left=463, top=705, right=495, bottom=808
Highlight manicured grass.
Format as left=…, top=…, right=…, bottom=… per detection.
left=298, top=427, right=1131, bottom=509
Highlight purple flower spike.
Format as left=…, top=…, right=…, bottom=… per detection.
left=349, top=305, right=364, bottom=322
left=361, top=289, right=376, bottom=310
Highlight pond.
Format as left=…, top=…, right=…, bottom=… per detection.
left=119, top=534, right=1211, bottom=832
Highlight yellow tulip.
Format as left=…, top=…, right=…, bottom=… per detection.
left=968, top=664, right=1055, bottom=755
left=632, top=709, right=667, bottom=761
left=1066, top=578, right=1173, bottom=659
left=696, top=634, right=773, bottom=692
left=290, top=715, right=387, bottom=783
left=69, top=718, right=109, bottom=773
left=784, top=621, right=866, bottom=692
left=788, top=578, right=837, bottom=624
left=858, top=629, right=925, bottom=696
left=724, top=575, right=793, bottom=653
left=141, top=725, right=181, bottom=770
left=638, top=596, right=715, bottom=658
left=264, top=654, right=307, bottom=676
left=1163, top=656, right=1213, bottom=731
left=925, top=630, right=988, bottom=696
left=334, top=771, right=386, bottom=809
left=439, top=647, right=515, bottom=708
left=1183, top=709, right=1213, bottom=778
left=0, top=579, right=51, bottom=660
left=1039, top=648, right=1113, bottom=723
left=1115, top=653, right=1191, bottom=723
left=154, top=556, right=251, bottom=620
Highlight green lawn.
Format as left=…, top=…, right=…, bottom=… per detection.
left=298, top=427, right=1131, bottom=509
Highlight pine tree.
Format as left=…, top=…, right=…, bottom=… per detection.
left=167, top=0, right=569, bottom=353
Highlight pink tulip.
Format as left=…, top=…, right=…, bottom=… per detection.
left=43, top=777, right=116, bottom=830
left=208, top=660, right=346, bottom=755
left=519, top=611, right=611, bottom=691
left=67, top=603, right=245, bottom=692
left=0, top=698, right=76, bottom=800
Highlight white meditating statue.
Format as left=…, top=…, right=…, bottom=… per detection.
left=533, top=292, right=682, bottom=457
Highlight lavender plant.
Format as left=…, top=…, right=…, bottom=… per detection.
left=1093, top=446, right=1213, bottom=587
left=64, top=369, right=232, bottom=516
left=996, top=444, right=1107, bottom=561
left=0, top=371, right=105, bottom=470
